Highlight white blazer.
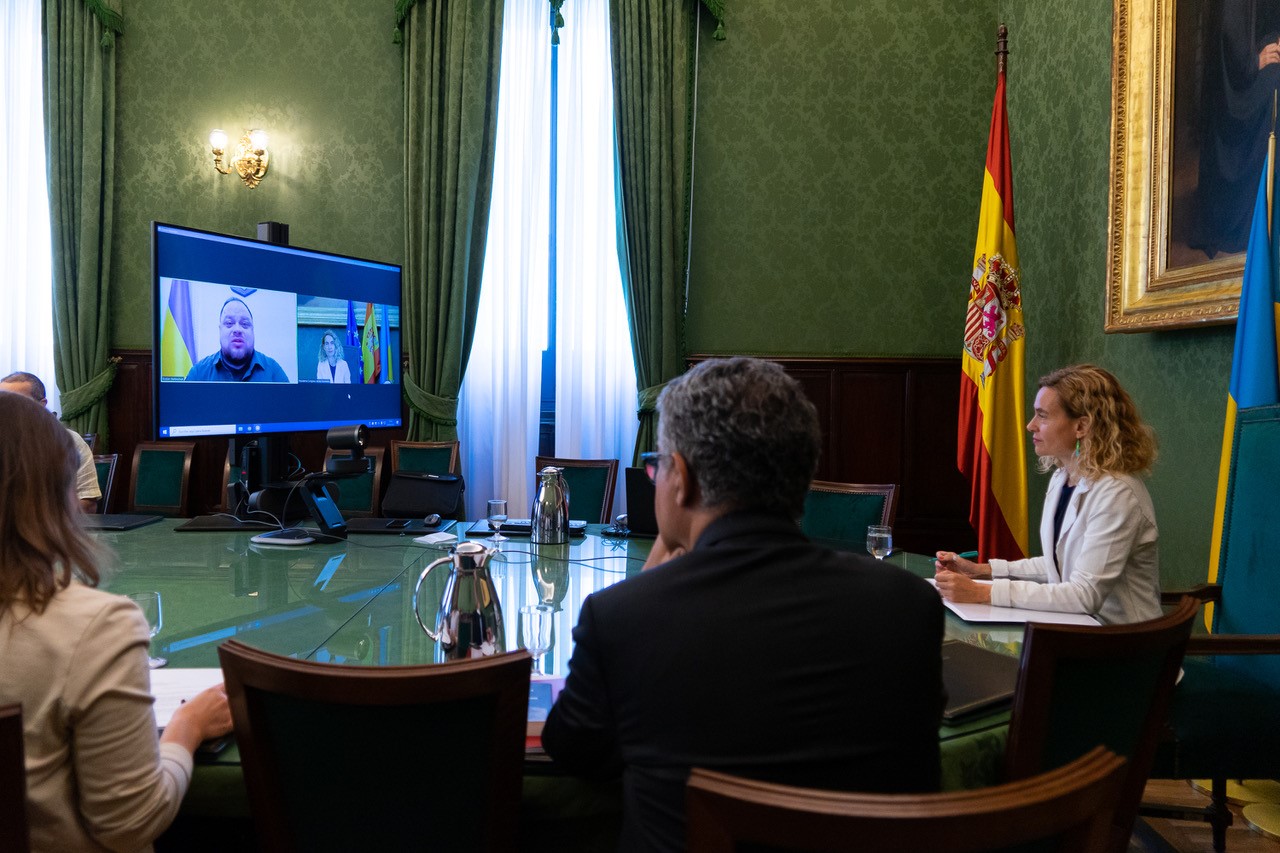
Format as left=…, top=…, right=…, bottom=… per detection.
left=316, top=358, right=352, bottom=384
left=988, top=468, right=1161, bottom=625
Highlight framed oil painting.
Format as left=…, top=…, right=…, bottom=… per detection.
left=1106, top=0, right=1279, bottom=331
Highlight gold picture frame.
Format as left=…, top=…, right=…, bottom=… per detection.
left=1106, top=0, right=1244, bottom=332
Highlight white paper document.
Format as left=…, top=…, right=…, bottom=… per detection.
left=926, top=578, right=1100, bottom=626
left=150, top=668, right=224, bottom=730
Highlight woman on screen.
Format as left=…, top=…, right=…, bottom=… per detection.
left=934, top=365, right=1162, bottom=625
left=0, top=392, right=232, bottom=851
left=316, top=329, right=352, bottom=384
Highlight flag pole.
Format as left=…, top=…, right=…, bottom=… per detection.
left=996, top=23, right=1008, bottom=74
left=1269, top=90, right=1276, bottom=235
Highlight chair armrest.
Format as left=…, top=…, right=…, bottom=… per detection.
left=1186, top=634, right=1280, bottom=655
left=1161, top=584, right=1221, bottom=605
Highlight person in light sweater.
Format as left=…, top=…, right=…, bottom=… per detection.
left=0, top=391, right=231, bottom=852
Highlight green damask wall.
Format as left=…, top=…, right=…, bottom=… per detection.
left=690, top=0, right=1233, bottom=585
left=110, top=0, right=403, bottom=348
left=688, top=0, right=997, bottom=356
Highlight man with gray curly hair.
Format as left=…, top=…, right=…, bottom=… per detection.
left=543, top=357, right=945, bottom=853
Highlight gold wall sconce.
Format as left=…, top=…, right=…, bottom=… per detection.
left=209, top=128, right=270, bottom=188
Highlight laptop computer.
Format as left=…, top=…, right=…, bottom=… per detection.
left=82, top=513, right=164, bottom=531
left=940, top=639, right=1021, bottom=724
left=623, top=467, right=658, bottom=537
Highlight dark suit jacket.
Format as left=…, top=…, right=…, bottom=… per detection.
left=542, top=511, right=945, bottom=853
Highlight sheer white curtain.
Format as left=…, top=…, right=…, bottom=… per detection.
left=0, top=0, right=59, bottom=413
left=461, top=0, right=637, bottom=518
left=554, top=0, right=638, bottom=515
left=458, top=0, right=553, bottom=516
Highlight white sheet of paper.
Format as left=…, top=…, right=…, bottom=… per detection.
left=150, top=668, right=224, bottom=730
left=926, top=578, right=1101, bottom=626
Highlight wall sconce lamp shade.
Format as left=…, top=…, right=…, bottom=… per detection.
left=210, top=128, right=269, bottom=188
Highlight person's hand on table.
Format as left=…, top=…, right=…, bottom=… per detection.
left=935, top=551, right=991, bottom=579
left=642, top=536, right=685, bottom=571
left=934, top=570, right=993, bottom=604
left=160, top=683, right=233, bottom=754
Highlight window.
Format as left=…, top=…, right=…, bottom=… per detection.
left=459, top=0, right=638, bottom=516
left=0, top=0, right=58, bottom=412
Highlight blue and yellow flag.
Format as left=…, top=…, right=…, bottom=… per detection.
left=345, top=299, right=363, bottom=381
left=1207, top=131, right=1280, bottom=616
left=160, top=280, right=196, bottom=378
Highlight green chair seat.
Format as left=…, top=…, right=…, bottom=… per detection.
left=800, top=481, right=897, bottom=548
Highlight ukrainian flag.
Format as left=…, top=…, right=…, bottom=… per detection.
left=160, top=280, right=196, bottom=378
left=1207, top=130, right=1280, bottom=614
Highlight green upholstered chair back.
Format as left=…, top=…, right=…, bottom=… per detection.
left=800, top=481, right=897, bottom=548
left=0, top=704, right=30, bottom=853
left=129, top=442, right=194, bottom=517
left=1003, top=597, right=1197, bottom=853
left=390, top=440, right=459, bottom=475
left=93, top=453, right=118, bottom=514
left=1215, top=404, right=1280, bottom=684
left=324, top=447, right=384, bottom=517
left=218, top=641, right=530, bottom=853
left=534, top=457, right=619, bottom=524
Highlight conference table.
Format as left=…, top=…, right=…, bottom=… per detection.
left=93, top=519, right=1017, bottom=829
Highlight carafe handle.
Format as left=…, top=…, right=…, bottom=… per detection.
left=411, top=554, right=454, bottom=641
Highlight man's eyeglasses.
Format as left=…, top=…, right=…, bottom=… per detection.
left=640, top=452, right=670, bottom=484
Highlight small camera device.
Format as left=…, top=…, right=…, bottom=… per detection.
left=325, top=424, right=370, bottom=475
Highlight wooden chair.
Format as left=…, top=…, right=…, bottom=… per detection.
left=1142, top=403, right=1280, bottom=851
left=534, top=456, right=619, bottom=524
left=389, top=439, right=459, bottom=475
left=80, top=432, right=97, bottom=453
left=218, top=640, right=530, bottom=853
left=685, top=745, right=1127, bottom=853
left=322, top=447, right=385, bottom=518
left=800, top=481, right=898, bottom=544
left=1003, top=596, right=1198, bottom=853
left=1, top=704, right=30, bottom=853
left=92, top=453, right=118, bottom=514
left=128, top=441, right=194, bottom=517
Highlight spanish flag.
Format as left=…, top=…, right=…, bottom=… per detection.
left=957, top=38, right=1029, bottom=562
left=1207, top=128, right=1280, bottom=617
left=362, top=301, right=382, bottom=384
left=160, top=280, right=196, bottom=378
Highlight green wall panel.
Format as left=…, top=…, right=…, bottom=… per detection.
left=688, top=0, right=997, bottom=356
left=111, top=0, right=404, bottom=349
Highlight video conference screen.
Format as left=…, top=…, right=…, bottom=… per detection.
left=152, top=222, right=403, bottom=439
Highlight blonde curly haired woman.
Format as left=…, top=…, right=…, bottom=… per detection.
left=935, top=364, right=1161, bottom=625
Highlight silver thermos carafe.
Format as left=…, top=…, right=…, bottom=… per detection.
left=531, top=466, right=570, bottom=544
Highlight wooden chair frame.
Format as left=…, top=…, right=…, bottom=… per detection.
left=322, top=446, right=385, bottom=518
left=128, top=441, right=194, bottom=517
left=1139, top=584, right=1280, bottom=850
left=807, top=480, right=898, bottom=527
left=389, top=439, right=460, bottom=475
left=92, top=453, right=119, bottom=515
left=1, top=704, right=30, bottom=853
left=1004, top=596, right=1198, bottom=853
left=534, top=456, right=619, bottom=524
left=218, top=640, right=530, bottom=853
left=685, top=746, right=1127, bottom=853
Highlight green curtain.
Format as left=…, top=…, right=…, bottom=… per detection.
left=611, top=0, right=705, bottom=462
left=398, top=0, right=505, bottom=442
left=44, top=0, right=122, bottom=442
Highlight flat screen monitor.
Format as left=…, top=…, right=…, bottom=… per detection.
left=151, top=222, right=403, bottom=446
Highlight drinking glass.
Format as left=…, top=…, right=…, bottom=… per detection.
left=520, top=604, right=553, bottom=675
left=487, top=499, right=508, bottom=543
left=866, top=524, right=893, bottom=560
left=127, top=591, right=167, bottom=668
